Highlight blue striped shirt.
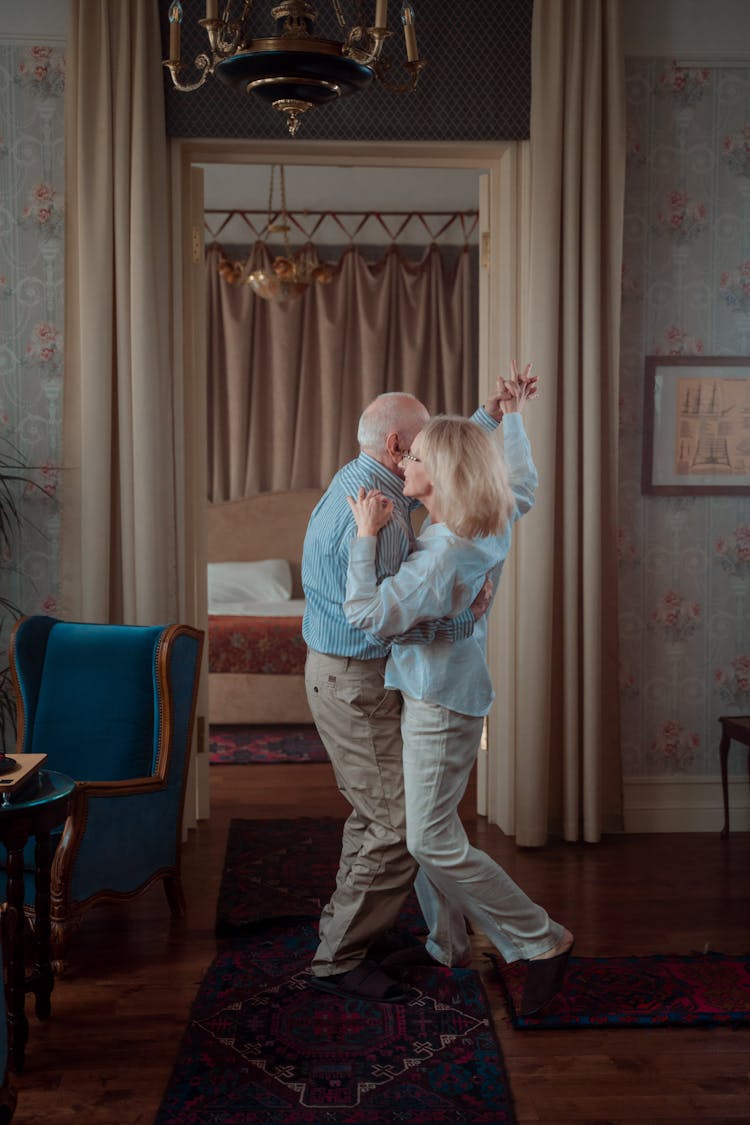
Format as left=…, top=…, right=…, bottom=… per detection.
left=302, top=407, right=498, bottom=659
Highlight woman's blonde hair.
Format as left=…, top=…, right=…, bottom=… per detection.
left=419, top=415, right=515, bottom=538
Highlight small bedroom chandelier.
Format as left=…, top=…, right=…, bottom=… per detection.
left=218, top=164, right=335, bottom=301
left=164, top=0, right=427, bottom=137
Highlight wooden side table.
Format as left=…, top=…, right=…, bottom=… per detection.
left=0, top=769, right=75, bottom=1072
left=718, top=715, right=750, bottom=838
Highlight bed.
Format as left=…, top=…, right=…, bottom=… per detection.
left=207, top=489, right=322, bottom=725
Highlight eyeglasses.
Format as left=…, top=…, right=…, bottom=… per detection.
left=401, top=451, right=422, bottom=463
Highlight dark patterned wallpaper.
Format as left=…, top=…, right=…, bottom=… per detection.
left=160, top=1, right=532, bottom=142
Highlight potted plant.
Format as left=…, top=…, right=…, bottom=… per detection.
left=0, top=437, right=48, bottom=756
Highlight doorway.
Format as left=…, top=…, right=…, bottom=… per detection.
left=171, top=138, right=512, bottom=819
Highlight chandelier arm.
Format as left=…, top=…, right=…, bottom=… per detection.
left=218, top=0, right=252, bottom=25
left=203, top=20, right=242, bottom=58
left=163, top=54, right=213, bottom=92
left=342, top=25, right=390, bottom=66
left=330, top=0, right=347, bottom=29
left=372, top=56, right=427, bottom=94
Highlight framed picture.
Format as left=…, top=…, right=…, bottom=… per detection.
left=642, top=355, right=750, bottom=495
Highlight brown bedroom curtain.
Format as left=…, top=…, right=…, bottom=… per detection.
left=206, top=243, right=477, bottom=501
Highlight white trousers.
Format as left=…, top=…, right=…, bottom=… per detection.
left=401, top=695, right=564, bottom=966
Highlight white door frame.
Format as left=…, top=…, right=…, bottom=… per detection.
left=170, top=137, right=511, bottom=822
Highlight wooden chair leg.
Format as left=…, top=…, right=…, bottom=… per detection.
left=0, top=1079, right=17, bottom=1124
left=163, top=874, right=186, bottom=918
left=719, top=728, right=731, bottom=838
left=49, top=916, right=82, bottom=977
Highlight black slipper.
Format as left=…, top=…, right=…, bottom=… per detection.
left=519, top=943, right=574, bottom=1016
left=380, top=944, right=443, bottom=973
left=308, top=959, right=408, bottom=1003
left=368, top=930, right=418, bottom=962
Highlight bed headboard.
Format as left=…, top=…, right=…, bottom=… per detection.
left=207, top=489, right=323, bottom=597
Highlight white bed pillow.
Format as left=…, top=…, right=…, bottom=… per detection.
left=207, top=559, right=293, bottom=612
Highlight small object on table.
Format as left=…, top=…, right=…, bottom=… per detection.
left=0, top=754, right=47, bottom=807
left=0, top=751, right=21, bottom=775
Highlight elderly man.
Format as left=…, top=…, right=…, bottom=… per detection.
left=301, top=380, right=515, bottom=1003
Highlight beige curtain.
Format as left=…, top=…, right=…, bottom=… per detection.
left=491, top=0, right=625, bottom=845
left=206, top=244, right=476, bottom=500
left=62, top=0, right=177, bottom=623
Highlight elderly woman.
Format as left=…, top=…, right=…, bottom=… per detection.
left=343, top=368, right=573, bottom=1016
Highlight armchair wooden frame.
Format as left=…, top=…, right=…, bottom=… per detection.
left=10, top=621, right=204, bottom=962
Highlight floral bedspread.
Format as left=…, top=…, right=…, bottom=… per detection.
left=208, top=615, right=306, bottom=675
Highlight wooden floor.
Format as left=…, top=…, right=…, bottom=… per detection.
left=11, top=761, right=750, bottom=1124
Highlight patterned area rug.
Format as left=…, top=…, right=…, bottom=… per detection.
left=493, top=951, right=750, bottom=1029
left=156, top=917, right=516, bottom=1125
left=215, top=816, right=426, bottom=938
left=209, top=723, right=329, bottom=764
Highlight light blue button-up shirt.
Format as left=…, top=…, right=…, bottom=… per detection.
left=302, top=407, right=498, bottom=659
left=343, top=413, right=537, bottom=715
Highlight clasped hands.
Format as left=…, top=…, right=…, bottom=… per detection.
left=484, top=359, right=539, bottom=420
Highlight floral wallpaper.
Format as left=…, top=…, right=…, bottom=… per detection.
left=621, top=59, right=750, bottom=778
left=0, top=43, right=65, bottom=656
left=2, top=39, right=748, bottom=791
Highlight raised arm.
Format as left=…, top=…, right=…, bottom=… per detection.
left=499, top=363, right=539, bottom=517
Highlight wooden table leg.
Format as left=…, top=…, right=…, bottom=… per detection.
left=5, top=847, right=28, bottom=1073
left=33, top=831, right=54, bottom=1020
left=719, top=727, right=731, bottom=839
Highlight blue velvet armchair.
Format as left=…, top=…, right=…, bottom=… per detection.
left=4, top=616, right=203, bottom=963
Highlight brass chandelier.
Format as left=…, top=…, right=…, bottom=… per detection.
left=164, top=1, right=426, bottom=136
left=217, top=164, right=336, bottom=300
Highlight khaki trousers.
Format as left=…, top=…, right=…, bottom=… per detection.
left=305, top=650, right=418, bottom=977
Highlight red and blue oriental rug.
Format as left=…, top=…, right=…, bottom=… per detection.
left=156, top=917, right=516, bottom=1125
left=215, top=816, right=426, bottom=939
left=209, top=723, right=329, bottom=764
left=494, top=951, right=750, bottom=1029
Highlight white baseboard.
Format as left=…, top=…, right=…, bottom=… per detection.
left=623, top=775, right=750, bottom=833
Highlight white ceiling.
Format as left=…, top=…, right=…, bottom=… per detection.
left=201, top=162, right=483, bottom=212
left=201, top=163, right=484, bottom=247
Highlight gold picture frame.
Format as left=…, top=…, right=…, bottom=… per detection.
left=642, top=355, right=750, bottom=495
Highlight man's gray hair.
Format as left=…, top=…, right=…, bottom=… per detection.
left=357, top=392, right=425, bottom=453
